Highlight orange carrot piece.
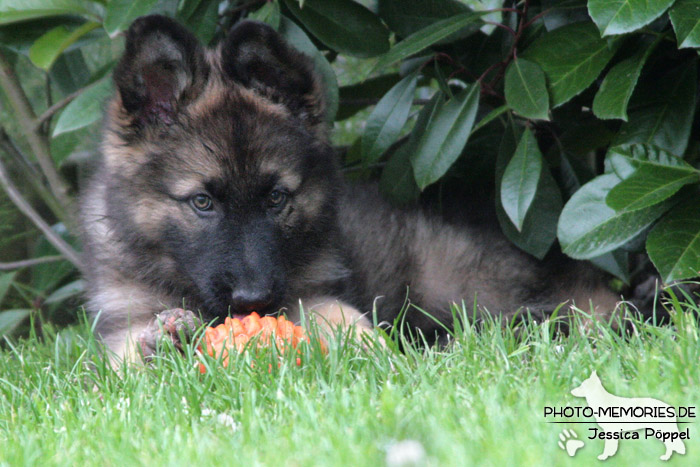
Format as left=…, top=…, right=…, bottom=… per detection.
left=198, top=313, right=324, bottom=373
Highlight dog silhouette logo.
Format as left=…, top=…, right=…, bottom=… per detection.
left=570, top=371, right=686, bottom=461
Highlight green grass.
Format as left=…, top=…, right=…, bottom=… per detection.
left=1, top=300, right=699, bottom=466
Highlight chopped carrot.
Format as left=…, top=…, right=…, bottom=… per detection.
left=198, top=312, right=325, bottom=373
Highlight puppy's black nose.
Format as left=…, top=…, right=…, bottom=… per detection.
left=230, top=289, right=272, bottom=314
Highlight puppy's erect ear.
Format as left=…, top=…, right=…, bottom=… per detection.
left=114, top=15, right=208, bottom=125
left=221, top=21, right=326, bottom=134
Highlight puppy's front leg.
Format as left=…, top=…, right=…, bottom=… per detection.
left=97, top=308, right=202, bottom=367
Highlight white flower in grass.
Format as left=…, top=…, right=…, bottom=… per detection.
left=200, top=408, right=240, bottom=431
left=115, top=397, right=130, bottom=411
left=385, top=439, right=427, bottom=467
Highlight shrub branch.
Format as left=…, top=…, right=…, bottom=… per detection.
left=0, top=255, right=64, bottom=271
left=35, top=87, right=85, bottom=130
left=0, top=157, right=83, bottom=272
left=0, top=50, right=73, bottom=214
left=0, top=126, right=66, bottom=219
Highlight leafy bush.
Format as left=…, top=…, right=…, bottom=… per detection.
left=0, top=0, right=699, bottom=334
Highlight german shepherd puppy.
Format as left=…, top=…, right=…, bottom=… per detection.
left=81, top=15, right=620, bottom=361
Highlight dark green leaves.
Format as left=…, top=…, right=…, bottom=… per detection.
left=588, top=0, right=675, bottom=36
left=0, top=267, right=29, bottom=337
left=44, top=279, right=85, bottom=305
left=614, top=60, right=697, bottom=157
left=28, top=21, right=99, bottom=70
left=337, top=74, right=401, bottom=121
left=369, top=12, right=484, bottom=75
left=541, top=0, right=589, bottom=31
left=606, top=165, right=699, bottom=212
left=380, top=142, right=421, bottom=204
left=496, top=123, right=561, bottom=259
left=606, top=144, right=690, bottom=173
left=50, top=49, right=91, bottom=94
left=557, top=173, right=673, bottom=259
left=591, top=250, right=630, bottom=284
left=362, top=72, right=418, bottom=164
left=411, top=85, right=480, bottom=190
left=381, top=93, right=442, bottom=204
left=179, top=0, right=219, bottom=44
left=500, top=129, right=543, bottom=231
left=504, top=59, right=549, bottom=120
left=377, top=0, right=472, bottom=38
left=176, top=0, right=204, bottom=21
left=558, top=144, right=696, bottom=260
left=647, top=200, right=700, bottom=282
left=0, top=0, right=103, bottom=25
left=53, top=77, right=112, bottom=136
left=523, top=22, right=618, bottom=107
left=605, top=145, right=700, bottom=216
left=283, top=0, right=389, bottom=58
left=0, top=309, right=30, bottom=337
left=669, top=0, right=700, bottom=48
left=104, top=0, right=159, bottom=37
left=248, top=1, right=281, bottom=29
left=592, top=39, right=657, bottom=121
left=0, top=272, right=16, bottom=305
left=470, top=105, right=508, bottom=136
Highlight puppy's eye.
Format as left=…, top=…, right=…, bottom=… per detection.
left=268, top=189, right=287, bottom=208
left=191, top=194, right=213, bottom=211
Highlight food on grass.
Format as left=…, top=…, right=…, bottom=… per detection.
left=198, top=312, right=323, bottom=372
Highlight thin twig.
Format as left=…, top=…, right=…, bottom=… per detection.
left=447, top=66, right=480, bottom=83
left=0, top=126, right=41, bottom=181
left=0, top=157, right=83, bottom=272
left=0, top=255, right=64, bottom=271
left=0, top=50, right=73, bottom=214
left=477, top=61, right=505, bottom=84
left=43, top=73, right=52, bottom=133
left=512, top=0, right=531, bottom=60
left=35, top=87, right=84, bottom=129
left=0, top=126, right=65, bottom=219
left=484, top=0, right=531, bottom=92
left=483, top=21, right=516, bottom=37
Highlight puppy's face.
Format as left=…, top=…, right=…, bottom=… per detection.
left=103, top=16, right=339, bottom=317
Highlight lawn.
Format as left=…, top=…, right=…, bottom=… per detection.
left=0, top=301, right=698, bottom=466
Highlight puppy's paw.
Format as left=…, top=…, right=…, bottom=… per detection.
left=137, top=308, right=201, bottom=362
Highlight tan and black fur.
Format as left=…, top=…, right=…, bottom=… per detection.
left=82, top=16, right=620, bottom=360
